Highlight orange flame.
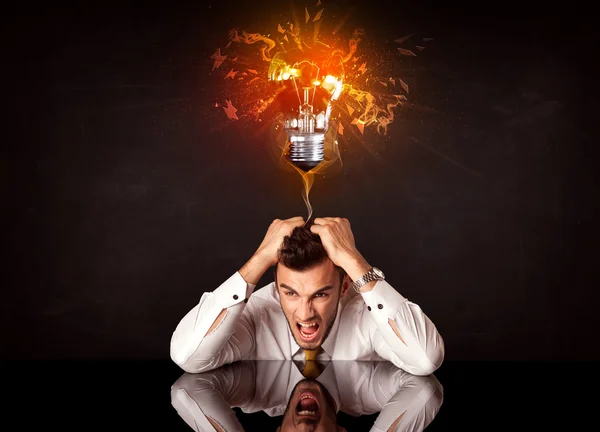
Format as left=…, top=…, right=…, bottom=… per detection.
left=209, top=4, right=431, bottom=218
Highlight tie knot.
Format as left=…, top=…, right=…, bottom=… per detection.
left=303, top=349, right=320, bottom=361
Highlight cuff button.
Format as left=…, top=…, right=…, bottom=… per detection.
left=233, top=294, right=239, bottom=300
left=367, top=306, right=371, bottom=311
left=377, top=304, right=383, bottom=309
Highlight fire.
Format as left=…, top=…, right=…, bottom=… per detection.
left=206, top=3, right=432, bottom=218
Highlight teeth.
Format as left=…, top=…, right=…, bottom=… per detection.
left=298, top=322, right=317, bottom=327
left=300, top=395, right=315, bottom=401
left=298, top=410, right=316, bottom=415
left=299, top=328, right=317, bottom=338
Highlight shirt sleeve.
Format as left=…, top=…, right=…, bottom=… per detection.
left=170, top=362, right=256, bottom=432
left=170, top=272, right=257, bottom=373
left=360, top=280, right=445, bottom=376
left=369, top=367, right=444, bottom=432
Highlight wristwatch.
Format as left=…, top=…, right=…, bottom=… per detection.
left=352, top=267, right=385, bottom=293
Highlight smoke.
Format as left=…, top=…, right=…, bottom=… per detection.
left=229, top=29, right=276, bottom=62
left=345, top=87, right=407, bottom=135
left=269, top=116, right=342, bottom=222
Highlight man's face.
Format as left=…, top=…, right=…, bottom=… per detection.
left=276, top=259, right=349, bottom=350
left=277, top=379, right=341, bottom=432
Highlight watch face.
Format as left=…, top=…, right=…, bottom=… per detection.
left=373, top=267, right=385, bottom=278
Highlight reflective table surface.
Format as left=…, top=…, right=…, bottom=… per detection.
left=2, top=360, right=595, bottom=431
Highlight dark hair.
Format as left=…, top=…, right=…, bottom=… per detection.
left=277, top=225, right=346, bottom=283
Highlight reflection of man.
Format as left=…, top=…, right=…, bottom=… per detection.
left=170, top=217, right=444, bottom=375
left=280, top=379, right=340, bottom=432
left=170, top=361, right=444, bottom=432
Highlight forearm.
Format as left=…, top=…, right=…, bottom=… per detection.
left=170, top=271, right=256, bottom=373
left=363, top=281, right=445, bottom=376
left=371, top=370, right=443, bottom=432
left=171, top=364, right=255, bottom=432
left=204, top=252, right=271, bottom=336
left=239, top=250, right=272, bottom=285
left=344, top=255, right=377, bottom=292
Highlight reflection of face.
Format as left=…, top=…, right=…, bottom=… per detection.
left=276, top=259, right=349, bottom=350
left=278, top=379, right=339, bottom=432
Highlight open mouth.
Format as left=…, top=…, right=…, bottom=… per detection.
left=296, top=392, right=320, bottom=417
left=297, top=321, right=320, bottom=342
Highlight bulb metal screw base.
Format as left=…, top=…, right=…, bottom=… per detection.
left=286, top=133, right=325, bottom=172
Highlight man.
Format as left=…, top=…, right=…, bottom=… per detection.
left=170, top=216, right=444, bottom=376
left=171, top=360, right=444, bottom=432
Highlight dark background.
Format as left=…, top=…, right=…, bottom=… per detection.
left=5, top=0, right=597, bottom=362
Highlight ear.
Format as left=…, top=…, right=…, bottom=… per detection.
left=337, top=427, right=347, bottom=432
left=340, top=275, right=351, bottom=298
left=276, top=427, right=281, bottom=432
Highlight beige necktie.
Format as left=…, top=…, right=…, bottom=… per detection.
left=302, top=349, right=323, bottom=379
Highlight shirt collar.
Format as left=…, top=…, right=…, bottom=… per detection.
left=289, top=301, right=343, bottom=358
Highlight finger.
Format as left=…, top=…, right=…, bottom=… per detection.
left=310, top=224, right=324, bottom=233
left=313, top=217, right=336, bottom=226
left=310, top=224, right=330, bottom=235
left=286, top=216, right=304, bottom=221
left=319, top=217, right=346, bottom=224
left=286, top=219, right=305, bottom=232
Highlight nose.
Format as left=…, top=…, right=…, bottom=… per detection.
left=296, top=299, right=316, bottom=322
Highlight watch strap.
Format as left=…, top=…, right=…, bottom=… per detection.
left=352, top=267, right=382, bottom=292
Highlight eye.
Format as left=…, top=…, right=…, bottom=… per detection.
left=314, top=293, right=328, bottom=298
left=284, top=291, right=295, bottom=296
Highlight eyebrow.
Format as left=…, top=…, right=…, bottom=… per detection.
left=279, top=284, right=334, bottom=296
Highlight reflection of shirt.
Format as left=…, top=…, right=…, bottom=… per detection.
left=170, top=361, right=443, bottom=432
left=170, top=272, right=445, bottom=375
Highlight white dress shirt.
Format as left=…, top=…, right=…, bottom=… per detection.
left=170, top=360, right=444, bottom=432
left=170, top=271, right=444, bottom=375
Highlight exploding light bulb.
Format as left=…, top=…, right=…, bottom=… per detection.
left=268, top=45, right=345, bottom=172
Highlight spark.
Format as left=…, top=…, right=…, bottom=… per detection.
left=394, top=34, right=412, bottom=43
left=210, top=48, right=227, bottom=70
left=223, top=100, right=239, bottom=120
left=398, top=48, right=416, bottom=56
left=398, top=78, right=409, bottom=94
left=351, top=118, right=365, bottom=134
left=313, top=9, right=324, bottom=22
left=209, top=6, right=433, bottom=175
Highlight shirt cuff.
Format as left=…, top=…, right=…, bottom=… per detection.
left=360, top=280, right=408, bottom=320
left=213, top=271, right=256, bottom=309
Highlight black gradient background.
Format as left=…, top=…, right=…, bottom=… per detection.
left=4, top=0, right=597, bottom=363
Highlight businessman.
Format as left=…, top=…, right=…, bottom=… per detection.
left=170, top=217, right=444, bottom=376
